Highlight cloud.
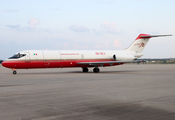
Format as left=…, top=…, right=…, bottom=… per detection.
left=94, top=40, right=110, bottom=49
left=6, top=24, right=20, bottom=29
left=5, top=18, right=56, bottom=34
left=69, top=25, right=89, bottom=32
left=6, top=24, right=35, bottom=32
left=41, top=28, right=53, bottom=34
left=93, top=29, right=103, bottom=35
left=101, top=21, right=118, bottom=34
left=93, top=39, right=123, bottom=49
left=73, top=45, right=88, bottom=49
left=55, top=29, right=61, bottom=33
left=114, top=39, right=122, bottom=48
left=6, top=24, right=55, bottom=34
left=64, top=43, right=68, bottom=47
left=28, top=18, right=40, bottom=28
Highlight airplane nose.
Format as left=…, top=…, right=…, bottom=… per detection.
left=2, top=61, right=5, bottom=67
left=2, top=61, right=8, bottom=68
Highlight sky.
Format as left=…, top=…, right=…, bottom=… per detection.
left=0, top=0, right=175, bottom=60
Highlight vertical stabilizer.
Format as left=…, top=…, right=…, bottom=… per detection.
left=125, top=34, right=172, bottom=53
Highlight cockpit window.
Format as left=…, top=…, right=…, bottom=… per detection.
left=9, top=53, right=26, bottom=59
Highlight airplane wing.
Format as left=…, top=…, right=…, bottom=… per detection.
left=77, top=60, right=141, bottom=66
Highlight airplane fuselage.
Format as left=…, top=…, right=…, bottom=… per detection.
left=2, top=50, right=140, bottom=69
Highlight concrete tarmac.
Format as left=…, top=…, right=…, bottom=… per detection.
left=0, top=64, right=175, bottom=120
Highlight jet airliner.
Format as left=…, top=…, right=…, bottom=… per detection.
left=2, top=34, right=172, bottom=74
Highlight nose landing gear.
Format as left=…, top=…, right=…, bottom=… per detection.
left=12, top=68, right=17, bottom=75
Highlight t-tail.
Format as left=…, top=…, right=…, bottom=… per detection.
left=125, top=34, right=172, bottom=53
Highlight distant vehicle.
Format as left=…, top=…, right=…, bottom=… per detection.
left=0, top=60, right=3, bottom=64
left=2, top=34, right=172, bottom=74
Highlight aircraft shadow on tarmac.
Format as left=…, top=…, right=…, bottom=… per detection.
left=84, top=103, right=174, bottom=120
left=37, top=102, right=175, bottom=120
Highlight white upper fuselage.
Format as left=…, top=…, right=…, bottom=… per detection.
left=7, top=50, right=142, bottom=61
left=2, top=49, right=142, bottom=69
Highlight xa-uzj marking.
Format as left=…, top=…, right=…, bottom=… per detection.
left=2, top=34, right=172, bottom=74
left=95, top=52, right=105, bottom=55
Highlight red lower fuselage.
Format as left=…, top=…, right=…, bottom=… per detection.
left=2, top=59, right=122, bottom=69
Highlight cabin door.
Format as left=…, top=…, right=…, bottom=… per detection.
left=81, top=54, right=84, bottom=59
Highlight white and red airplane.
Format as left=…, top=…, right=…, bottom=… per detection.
left=2, top=34, right=171, bottom=74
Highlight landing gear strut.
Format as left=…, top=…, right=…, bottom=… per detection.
left=93, top=67, right=100, bottom=73
left=82, top=67, right=89, bottom=73
left=12, top=68, right=17, bottom=75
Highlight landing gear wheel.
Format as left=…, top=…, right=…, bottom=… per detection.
left=13, top=71, right=17, bottom=75
left=82, top=67, right=88, bottom=72
left=93, top=68, right=100, bottom=73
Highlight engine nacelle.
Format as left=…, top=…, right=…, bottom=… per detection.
left=113, top=54, right=137, bottom=61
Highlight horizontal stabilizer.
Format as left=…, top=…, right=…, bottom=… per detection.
left=140, top=34, right=172, bottom=38
left=136, top=34, right=172, bottom=40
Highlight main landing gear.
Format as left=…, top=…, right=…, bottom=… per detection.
left=12, top=68, right=17, bottom=75
left=82, top=67, right=100, bottom=73
left=82, top=67, right=89, bottom=72
left=93, top=67, right=100, bottom=73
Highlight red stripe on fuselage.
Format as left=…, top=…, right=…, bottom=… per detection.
left=2, top=59, right=123, bottom=69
